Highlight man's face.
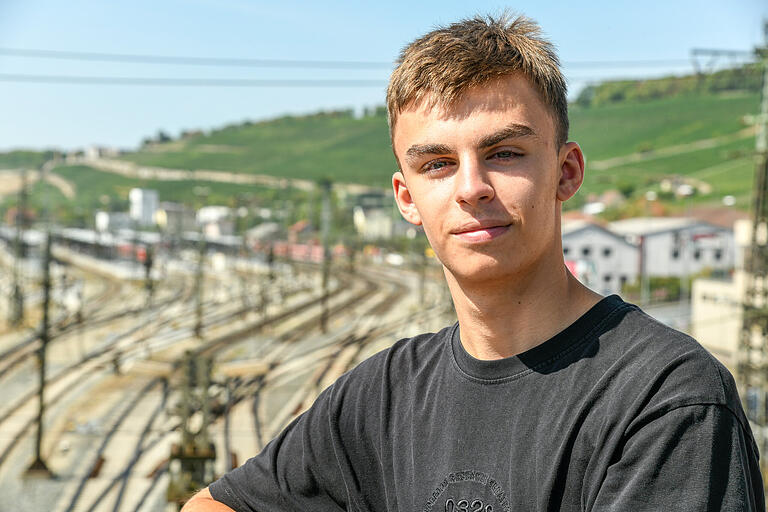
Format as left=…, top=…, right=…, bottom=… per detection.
left=391, top=74, right=583, bottom=284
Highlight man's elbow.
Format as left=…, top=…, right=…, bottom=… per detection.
left=181, top=487, right=236, bottom=512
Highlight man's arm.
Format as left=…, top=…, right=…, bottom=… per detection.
left=181, top=487, right=236, bottom=512
left=590, top=403, right=764, bottom=511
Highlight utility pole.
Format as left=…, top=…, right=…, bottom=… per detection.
left=348, top=237, right=357, bottom=276
left=319, top=180, right=332, bottom=333
left=167, top=352, right=216, bottom=509
left=238, top=239, right=249, bottom=312
left=9, top=167, right=27, bottom=327
left=268, top=243, right=276, bottom=305
left=194, top=232, right=206, bottom=338
left=141, top=244, right=155, bottom=356
left=25, top=154, right=60, bottom=478
left=75, top=279, right=85, bottom=362
left=639, top=236, right=650, bottom=306
left=144, top=244, right=154, bottom=309
left=259, top=244, right=274, bottom=319
left=193, top=187, right=209, bottom=338
left=131, top=221, right=141, bottom=280
left=737, top=21, right=768, bottom=485
left=25, top=232, right=53, bottom=477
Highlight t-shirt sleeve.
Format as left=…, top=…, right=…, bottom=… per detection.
left=208, top=383, right=351, bottom=512
left=591, top=403, right=765, bottom=511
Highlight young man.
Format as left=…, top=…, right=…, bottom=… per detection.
left=185, top=14, right=764, bottom=511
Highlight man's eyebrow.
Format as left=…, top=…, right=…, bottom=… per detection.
left=405, top=143, right=455, bottom=161
left=477, top=124, right=536, bottom=148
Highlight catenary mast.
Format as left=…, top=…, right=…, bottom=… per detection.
left=738, top=21, right=768, bottom=485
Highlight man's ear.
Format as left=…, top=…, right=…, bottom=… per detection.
left=556, top=142, right=585, bottom=202
left=392, top=171, right=422, bottom=226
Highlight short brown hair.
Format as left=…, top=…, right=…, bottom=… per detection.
left=387, top=13, right=569, bottom=146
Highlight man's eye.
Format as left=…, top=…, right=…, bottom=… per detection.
left=422, top=160, right=451, bottom=172
left=492, top=150, right=522, bottom=159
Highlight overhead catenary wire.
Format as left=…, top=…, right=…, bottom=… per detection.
left=0, top=46, right=754, bottom=69
left=0, top=74, right=388, bottom=87
left=4, top=69, right=759, bottom=87
left=0, top=47, right=758, bottom=89
left=0, top=47, right=395, bottom=69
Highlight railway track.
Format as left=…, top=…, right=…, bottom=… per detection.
left=0, top=259, right=449, bottom=512
left=0, top=263, right=310, bottom=476
left=0, top=263, right=190, bottom=384
left=54, top=268, right=367, bottom=511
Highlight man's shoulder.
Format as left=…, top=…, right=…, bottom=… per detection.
left=339, top=323, right=455, bottom=384
left=603, top=299, right=745, bottom=425
left=316, top=324, right=454, bottom=421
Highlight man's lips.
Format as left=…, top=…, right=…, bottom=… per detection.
left=451, top=221, right=512, bottom=242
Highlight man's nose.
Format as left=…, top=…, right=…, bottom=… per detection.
left=454, top=158, right=495, bottom=207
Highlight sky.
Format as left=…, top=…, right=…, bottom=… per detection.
left=0, top=0, right=766, bottom=151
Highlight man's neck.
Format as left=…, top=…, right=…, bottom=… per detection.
left=445, top=252, right=602, bottom=360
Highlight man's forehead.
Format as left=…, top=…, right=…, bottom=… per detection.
left=401, top=75, right=545, bottom=120
left=393, top=76, right=552, bottom=142
left=394, top=84, right=551, bottom=154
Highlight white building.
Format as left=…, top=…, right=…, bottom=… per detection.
left=245, top=222, right=281, bottom=243
left=155, top=202, right=197, bottom=233
left=84, top=145, right=119, bottom=159
left=95, top=211, right=131, bottom=232
left=609, top=217, right=734, bottom=278
left=352, top=192, right=396, bottom=241
left=562, top=219, right=639, bottom=295
left=197, top=206, right=234, bottom=238
left=353, top=206, right=393, bottom=241
left=690, top=219, right=751, bottom=375
left=129, top=188, right=159, bottom=227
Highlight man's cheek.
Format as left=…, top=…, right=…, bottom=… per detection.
left=421, top=225, right=442, bottom=256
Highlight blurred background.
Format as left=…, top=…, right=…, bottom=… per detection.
left=1, top=1, right=767, bottom=510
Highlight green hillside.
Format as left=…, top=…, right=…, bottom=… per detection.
left=117, top=91, right=758, bottom=190
left=116, top=90, right=760, bottom=210
left=122, top=110, right=397, bottom=186
left=0, top=150, right=54, bottom=169
left=0, top=86, right=761, bottom=223
left=38, top=164, right=313, bottom=226
left=570, top=93, right=756, bottom=161
left=576, top=64, right=762, bottom=107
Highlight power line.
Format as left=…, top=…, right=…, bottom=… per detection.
left=563, top=58, right=695, bottom=68
left=1, top=70, right=758, bottom=88
left=691, top=48, right=754, bottom=58
left=0, top=48, right=392, bottom=69
left=0, top=47, right=751, bottom=69
left=0, top=73, right=387, bottom=87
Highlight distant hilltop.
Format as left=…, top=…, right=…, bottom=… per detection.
left=575, top=63, right=762, bottom=107
left=0, top=66, right=761, bottom=223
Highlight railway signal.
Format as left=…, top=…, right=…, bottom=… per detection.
left=167, top=352, right=217, bottom=509
left=737, top=21, right=768, bottom=485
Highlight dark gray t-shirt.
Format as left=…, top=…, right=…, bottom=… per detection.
left=210, top=295, right=764, bottom=511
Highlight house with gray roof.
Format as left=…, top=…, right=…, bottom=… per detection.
left=562, top=219, right=639, bottom=295
left=608, top=217, right=734, bottom=278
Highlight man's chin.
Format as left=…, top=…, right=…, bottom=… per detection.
left=443, top=258, right=515, bottom=285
